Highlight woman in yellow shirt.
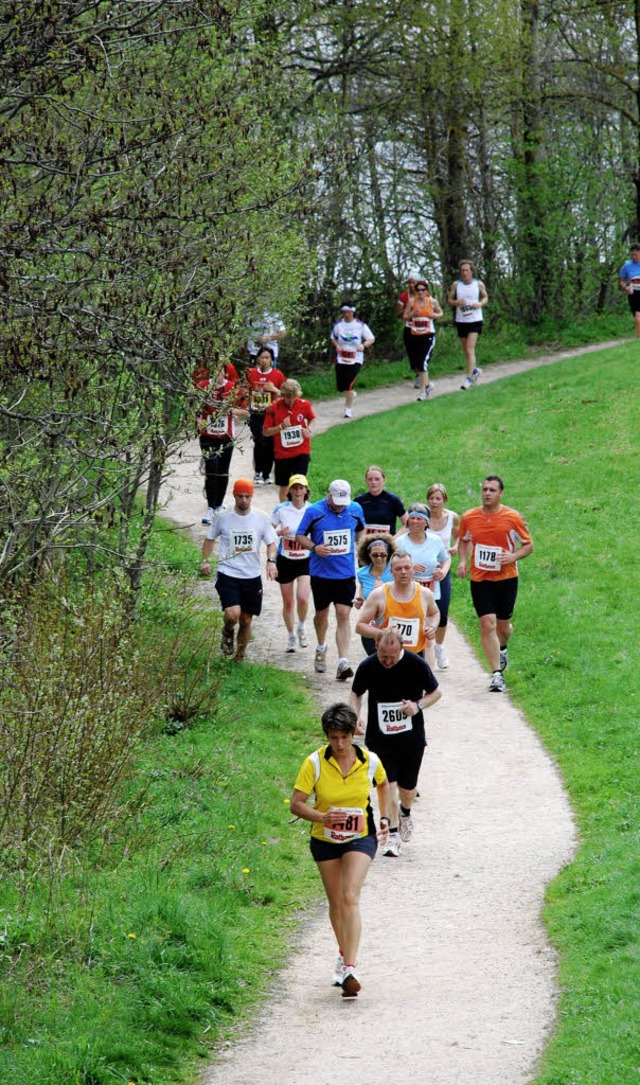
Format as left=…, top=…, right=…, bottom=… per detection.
left=291, top=703, right=390, bottom=998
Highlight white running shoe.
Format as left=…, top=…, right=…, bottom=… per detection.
left=399, top=812, right=414, bottom=842
left=332, top=955, right=345, bottom=987
left=297, top=625, right=309, bottom=648
left=341, top=967, right=361, bottom=998
left=500, top=646, right=509, bottom=672
left=336, top=660, right=354, bottom=681
left=344, top=408, right=353, bottom=419
left=460, top=376, right=473, bottom=391
left=434, top=643, right=450, bottom=669
left=382, top=833, right=401, bottom=857
left=471, top=366, right=482, bottom=383
left=286, top=632, right=296, bottom=653
left=253, top=473, right=262, bottom=485
left=314, top=647, right=327, bottom=673
left=489, top=671, right=506, bottom=693
left=201, top=508, right=214, bottom=525
left=416, top=388, right=431, bottom=401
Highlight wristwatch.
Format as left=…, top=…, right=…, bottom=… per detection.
left=267, top=558, right=276, bottom=564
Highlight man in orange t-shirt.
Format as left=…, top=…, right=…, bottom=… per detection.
left=457, top=475, right=533, bottom=693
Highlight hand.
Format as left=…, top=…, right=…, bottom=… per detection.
left=266, top=562, right=278, bottom=580
left=425, top=626, right=436, bottom=641
left=376, top=820, right=390, bottom=844
left=432, top=566, right=445, bottom=581
left=200, top=561, right=211, bottom=577
left=281, top=414, right=291, bottom=428
left=401, top=699, right=417, bottom=717
left=354, top=597, right=363, bottom=609
left=457, top=562, right=467, bottom=579
left=355, top=716, right=366, bottom=736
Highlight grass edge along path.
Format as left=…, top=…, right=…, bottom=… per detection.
left=0, top=527, right=322, bottom=1085
left=308, top=342, right=639, bottom=1085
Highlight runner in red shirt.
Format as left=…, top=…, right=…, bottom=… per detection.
left=245, top=346, right=286, bottom=485
left=457, top=475, right=533, bottom=692
left=196, top=369, right=247, bottom=525
left=263, top=379, right=315, bottom=500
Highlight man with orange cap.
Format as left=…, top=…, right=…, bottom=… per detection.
left=200, top=478, right=278, bottom=661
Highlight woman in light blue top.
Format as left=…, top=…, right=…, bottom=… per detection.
left=394, top=503, right=450, bottom=600
left=354, top=534, right=396, bottom=656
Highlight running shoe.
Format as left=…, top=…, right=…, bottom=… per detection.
left=262, top=476, right=271, bottom=484
left=286, top=632, right=297, bottom=653
left=434, top=643, right=450, bottom=669
left=314, top=647, right=327, bottom=673
left=471, top=367, right=483, bottom=384
left=341, top=968, right=361, bottom=998
left=336, top=660, right=354, bottom=681
left=488, top=671, right=506, bottom=693
left=499, top=646, right=509, bottom=672
left=344, top=408, right=353, bottom=419
left=332, top=955, right=345, bottom=987
left=382, top=833, right=401, bottom=857
left=220, top=627, right=235, bottom=657
left=297, top=625, right=309, bottom=648
left=201, top=507, right=215, bottom=525
left=413, top=375, right=421, bottom=388
left=416, top=388, right=431, bottom=401
left=460, top=376, right=473, bottom=391
left=253, top=473, right=262, bottom=485
left=399, top=812, right=414, bottom=842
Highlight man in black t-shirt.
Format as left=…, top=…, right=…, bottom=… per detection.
left=350, top=628, right=440, bottom=856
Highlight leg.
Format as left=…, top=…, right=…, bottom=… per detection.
left=634, top=310, right=640, bottom=338
left=388, top=780, right=400, bottom=829
left=279, top=580, right=295, bottom=634
left=479, top=612, right=501, bottom=672
left=316, top=852, right=372, bottom=967
left=398, top=784, right=417, bottom=811
left=235, top=610, right=253, bottom=659
left=334, top=603, right=353, bottom=659
left=295, top=575, right=310, bottom=624
left=223, top=604, right=240, bottom=635
left=496, top=617, right=514, bottom=650
left=463, top=332, right=479, bottom=376
left=313, top=604, right=330, bottom=646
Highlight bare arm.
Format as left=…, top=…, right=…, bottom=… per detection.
left=457, top=537, right=472, bottom=578
left=354, top=587, right=385, bottom=641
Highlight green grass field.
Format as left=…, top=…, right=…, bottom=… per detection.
left=308, top=342, right=640, bottom=1084
left=1, top=340, right=638, bottom=1083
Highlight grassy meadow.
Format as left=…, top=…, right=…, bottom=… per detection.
left=308, top=341, right=640, bottom=1084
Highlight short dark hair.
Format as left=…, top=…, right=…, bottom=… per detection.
left=255, top=345, right=275, bottom=362
left=483, top=474, right=505, bottom=491
left=321, top=703, right=357, bottom=736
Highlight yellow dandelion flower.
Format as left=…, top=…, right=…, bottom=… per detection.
left=283, top=798, right=290, bottom=805
left=127, top=933, right=136, bottom=939
left=242, top=867, right=250, bottom=874
left=228, top=824, right=236, bottom=829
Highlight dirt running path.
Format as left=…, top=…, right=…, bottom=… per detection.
left=160, top=344, right=602, bottom=1084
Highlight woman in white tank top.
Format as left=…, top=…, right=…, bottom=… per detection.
left=426, top=483, right=460, bottom=670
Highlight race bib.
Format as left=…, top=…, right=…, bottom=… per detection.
left=323, top=529, right=351, bottom=554
left=282, top=536, right=307, bottom=560
left=388, top=615, right=419, bottom=648
left=205, top=415, right=228, bottom=437
left=630, top=277, right=640, bottom=292
left=377, top=702, right=412, bottom=735
left=365, top=523, right=390, bottom=535
left=338, top=349, right=357, bottom=361
left=474, top=543, right=501, bottom=571
left=412, top=317, right=432, bottom=333
left=250, top=390, right=271, bottom=411
left=231, top=531, right=255, bottom=555
left=323, top=807, right=365, bottom=843
left=280, top=426, right=303, bottom=448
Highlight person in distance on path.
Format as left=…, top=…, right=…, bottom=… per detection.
left=290, top=703, right=391, bottom=998
left=448, top=260, right=488, bottom=390
left=618, top=242, right=640, bottom=338
left=456, top=475, right=533, bottom=692
left=330, top=302, right=374, bottom=419
left=200, top=478, right=278, bottom=662
left=296, top=480, right=365, bottom=681
left=355, top=549, right=440, bottom=670
left=350, top=629, right=440, bottom=857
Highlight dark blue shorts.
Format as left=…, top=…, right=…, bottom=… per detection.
left=310, top=833, right=377, bottom=862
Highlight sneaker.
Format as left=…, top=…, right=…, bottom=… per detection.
left=314, top=647, right=327, bottom=673
left=262, top=476, right=271, bottom=485
left=499, top=646, right=509, bottom=672
left=336, top=660, right=354, bottom=681
left=460, top=376, right=473, bottom=391
left=286, top=632, right=297, bottom=653
left=489, top=671, right=506, bottom=693
left=253, top=473, right=262, bottom=485
left=471, top=366, right=482, bottom=384
left=201, top=507, right=214, bottom=525
left=332, top=955, right=345, bottom=987
left=382, top=833, right=401, bottom=857
left=297, top=625, right=309, bottom=648
left=344, top=408, right=353, bottom=419
left=341, top=967, right=361, bottom=998
left=413, top=375, right=421, bottom=388
left=220, top=627, right=235, bottom=657
left=416, top=388, right=431, bottom=401
left=434, top=643, right=450, bottom=669
left=399, top=812, right=414, bottom=842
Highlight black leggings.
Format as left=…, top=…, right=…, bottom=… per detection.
left=248, top=412, right=275, bottom=479
left=200, top=437, right=234, bottom=510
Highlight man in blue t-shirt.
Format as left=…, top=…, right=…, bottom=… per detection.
left=296, top=479, right=365, bottom=680
left=619, top=243, right=640, bottom=338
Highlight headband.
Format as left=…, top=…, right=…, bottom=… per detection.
left=408, top=510, right=430, bottom=521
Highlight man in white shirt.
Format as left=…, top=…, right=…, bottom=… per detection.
left=200, top=478, right=278, bottom=661
left=330, top=302, right=374, bottom=418
left=247, top=312, right=287, bottom=363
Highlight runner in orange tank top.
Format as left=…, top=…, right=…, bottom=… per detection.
left=355, top=550, right=440, bottom=668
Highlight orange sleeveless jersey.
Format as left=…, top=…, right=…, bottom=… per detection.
left=381, top=582, right=428, bottom=653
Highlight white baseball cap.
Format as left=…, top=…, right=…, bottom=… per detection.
left=329, top=479, right=351, bottom=506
